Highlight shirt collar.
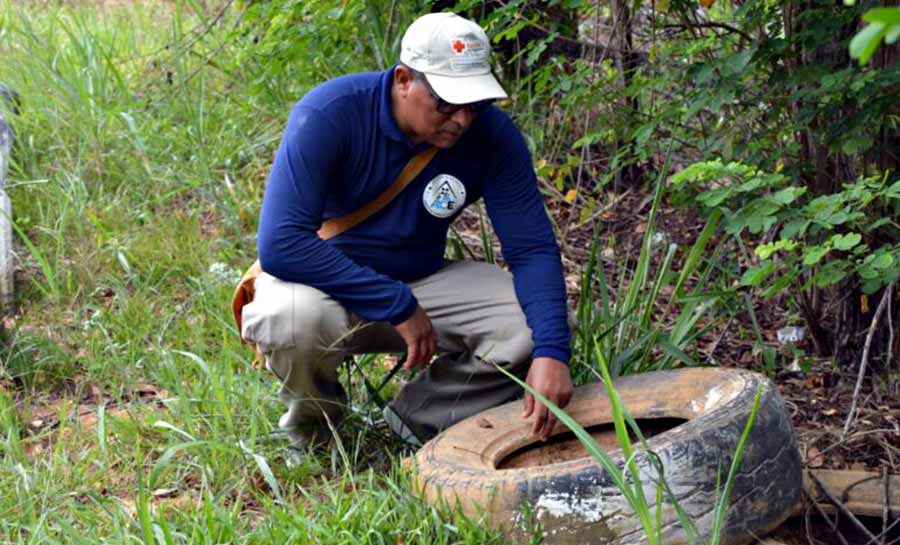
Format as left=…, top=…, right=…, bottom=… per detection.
left=378, top=66, right=410, bottom=144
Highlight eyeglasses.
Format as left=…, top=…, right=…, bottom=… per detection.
left=419, top=77, right=494, bottom=116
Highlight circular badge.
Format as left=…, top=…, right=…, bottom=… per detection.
left=423, top=174, right=466, bottom=219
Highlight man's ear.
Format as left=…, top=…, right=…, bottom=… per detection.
left=394, top=65, right=414, bottom=94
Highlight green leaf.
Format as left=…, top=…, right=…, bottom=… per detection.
left=887, top=180, right=900, bottom=198
left=862, top=278, right=883, bottom=294
left=873, top=253, right=894, bottom=269
left=863, top=7, right=900, bottom=26
left=698, top=188, right=733, bottom=207
left=887, top=25, right=900, bottom=44
left=826, top=211, right=852, bottom=226
left=740, top=261, right=776, bottom=286
left=842, top=135, right=872, bottom=155
left=657, top=336, right=699, bottom=367
left=803, top=244, right=831, bottom=266
left=772, top=186, right=807, bottom=205
left=850, top=23, right=889, bottom=65
left=755, top=239, right=798, bottom=259
left=572, top=132, right=604, bottom=150
left=494, top=19, right=528, bottom=42
left=859, top=266, right=880, bottom=280
left=763, top=274, right=793, bottom=299
left=832, top=232, right=862, bottom=251
left=781, top=219, right=810, bottom=239
left=525, top=34, right=554, bottom=67
left=815, top=263, right=848, bottom=287
left=634, top=123, right=655, bottom=148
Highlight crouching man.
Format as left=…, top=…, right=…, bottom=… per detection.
left=236, top=13, right=573, bottom=450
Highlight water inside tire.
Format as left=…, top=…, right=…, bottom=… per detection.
left=498, top=418, right=687, bottom=469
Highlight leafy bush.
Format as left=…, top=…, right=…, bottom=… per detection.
left=672, top=160, right=899, bottom=297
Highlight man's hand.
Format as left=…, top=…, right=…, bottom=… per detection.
left=394, top=305, right=437, bottom=370
left=522, top=357, right=573, bottom=441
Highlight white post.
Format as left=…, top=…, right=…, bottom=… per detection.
left=0, top=112, right=13, bottom=313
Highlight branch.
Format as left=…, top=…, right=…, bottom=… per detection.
left=662, top=21, right=753, bottom=42
left=810, top=472, right=879, bottom=545
left=842, top=280, right=897, bottom=440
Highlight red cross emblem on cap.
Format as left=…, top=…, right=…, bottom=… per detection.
left=452, top=39, right=465, bottom=53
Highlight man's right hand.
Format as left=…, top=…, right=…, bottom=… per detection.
left=394, top=305, right=437, bottom=370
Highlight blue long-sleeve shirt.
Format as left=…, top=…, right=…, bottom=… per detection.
left=258, top=67, right=571, bottom=363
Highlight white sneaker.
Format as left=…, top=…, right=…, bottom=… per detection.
left=382, top=405, right=423, bottom=447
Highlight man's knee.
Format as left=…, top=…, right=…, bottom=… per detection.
left=478, top=311, right=533, bottom=369
left=241, top=274, right=339, bottom=352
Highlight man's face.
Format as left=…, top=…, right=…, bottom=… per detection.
left=393, top=67, right=485, bottom=149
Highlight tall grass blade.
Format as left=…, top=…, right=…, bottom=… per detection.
left=494, top=360, right=661, bottom=543
left=9, top=215, right=60, bottom=302
left=594, top=340, right=655, bottom=541
left=709, top=385, right=764, bottom=545
left=239, top=440, right=283, bottom=505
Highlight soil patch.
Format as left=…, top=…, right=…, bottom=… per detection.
left=498, top=417, right=687, bottom=469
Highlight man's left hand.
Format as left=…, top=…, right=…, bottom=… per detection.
left=522, top=357, right=573, bottom=441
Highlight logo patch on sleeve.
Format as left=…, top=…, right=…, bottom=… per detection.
left=423, top=174, right=466, bottom=218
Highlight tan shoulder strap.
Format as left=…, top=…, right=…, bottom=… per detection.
left=232, top=145, right=439, bottom=356
left=317, top=146, right=439, bottom=240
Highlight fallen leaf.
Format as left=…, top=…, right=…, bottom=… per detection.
left=137, top=384, right=159, bottom=397
left=152, top=488, right=179, bottom=498
left=821, top=408, right=837, bottom=416
left=806, top=446, right=823, bottom=468
left=383, top=354, right=399, bottom=371
left=116, top=497, right=137, bottom=518
left=564, top=189, right=577, bottom=204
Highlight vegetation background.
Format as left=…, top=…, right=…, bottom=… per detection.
left=0, top=0, right=897, bottom=542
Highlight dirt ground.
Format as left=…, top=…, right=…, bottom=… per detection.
left=457, top=188, right=900, bottom=476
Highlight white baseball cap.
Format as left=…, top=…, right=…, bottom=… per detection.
left=400, top=13, right=508, bottom=105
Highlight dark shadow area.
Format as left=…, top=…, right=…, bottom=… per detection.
left=771, top=513, right=900, bottom=544
left=498, top=417, right=687, bottom=470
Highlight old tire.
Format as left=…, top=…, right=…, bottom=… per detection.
left=413, top=367, right=802, bottom=545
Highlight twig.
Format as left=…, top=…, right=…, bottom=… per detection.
left=860, top=517, right=900, bottom=545
left=810, top=471, right=880, bottom=544
left=843, top=280, right=897, bottom=440
left=888, top=289, right=895, bottom=368
left=883, top=467, right=890, bottom=545
left=561, top=2, right=618, bottom=245
left=574, top=189, right=632, bottom=229
left=706, top=316, right=734, bottom=358
left=806, top=487, right=852, bottom=545
left=661, top=22, right=753, bottom=42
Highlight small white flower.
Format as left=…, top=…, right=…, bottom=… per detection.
left=208, top=262, right=240, bottom=284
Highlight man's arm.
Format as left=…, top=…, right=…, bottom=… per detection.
left=482, top=113, right=573, bottom=441
left=258, top=105, right=419, bottom=326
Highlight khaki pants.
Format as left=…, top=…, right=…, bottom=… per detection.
left=240, top=261, right=534, bottom=440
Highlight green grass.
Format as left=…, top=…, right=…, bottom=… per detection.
left=0, top=3, right=507, bottom=543
left=0, top=2, right=746, bottom=543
